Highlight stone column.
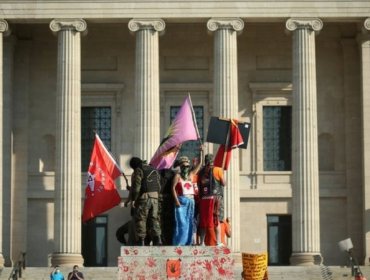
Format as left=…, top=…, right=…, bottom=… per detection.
left=5, top=35, right=17, bottom=267
left=0, top=19, right=9, bottom=269
left=360, top=18, right=370, bottom=264
left=286, top=18, right=323, bottom=265
left=49, top=19, right=87, bottom=267
left=207, top=18, right=244, bottom=252
left=128, top=19, right=165, bottom=161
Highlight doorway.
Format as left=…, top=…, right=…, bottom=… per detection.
left=82, top=216, right=108, bottom=266
left=267, top=215, right=292, bottom=265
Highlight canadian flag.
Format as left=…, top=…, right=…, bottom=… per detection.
left=82, top=134, right=122, bottom=222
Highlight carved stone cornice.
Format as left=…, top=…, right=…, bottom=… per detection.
left=0, top=19, right=10, bottom=36
left=286, top=18, right=323, bottom=33
left=128, top=19, right=165, bottom=34
left=49, top=19, right=87, bottom=33
left=207, top=18, right=244, bottom=34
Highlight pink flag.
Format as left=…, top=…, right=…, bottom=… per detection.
left=82, top=134, right=122, bottom=222
left=150, top=95, right=199, bottom=169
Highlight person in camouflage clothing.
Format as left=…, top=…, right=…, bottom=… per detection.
left=129, top=157, right=162, bottom=246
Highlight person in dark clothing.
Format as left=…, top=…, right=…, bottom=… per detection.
left=67, top=265, right=84, bottom=280
left=130, top=157, right=162, bottom=246
left=159, top=165, right=179, bottom=245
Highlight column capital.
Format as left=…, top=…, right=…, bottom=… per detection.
left=365, top=18, right=370, bottom=31
left=286, top=18, right=323, bottom=32
left=0, top=19, right=10, bottom=36
left=49, top=19, right=87, bottom=33
left=128, top=19, right=165, bottom=34
left=207, top=18, right=244, bottom=33
left=357, top=18, right=370, bottom=42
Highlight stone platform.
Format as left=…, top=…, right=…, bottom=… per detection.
left=118, top=246, right=234, bottom=279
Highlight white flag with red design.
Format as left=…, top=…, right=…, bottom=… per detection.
left=82, top=134, right=122, bottom=222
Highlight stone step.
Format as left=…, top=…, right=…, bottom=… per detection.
left=0, top=267, right=117, bottom=280
left=1, top=265, right=369, bottom=280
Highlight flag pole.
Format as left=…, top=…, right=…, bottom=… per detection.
left=187, top=93, right=202, bottom=145
left=221, top=120, right=231, bottom=170
left=121, top=172, right=130, bottom=189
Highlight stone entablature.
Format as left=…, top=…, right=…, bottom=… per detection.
left=1, top=1, right=370, bottom=21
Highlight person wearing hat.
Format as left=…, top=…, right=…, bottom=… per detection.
left=198, top=153, right=225, bottom=246
left=172, top=151, right=203, bottom=246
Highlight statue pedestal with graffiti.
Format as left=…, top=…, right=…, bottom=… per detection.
left=117, top=246, right=234, bottom=279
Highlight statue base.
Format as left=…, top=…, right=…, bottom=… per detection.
left=118, top=246, right=234, bottom=279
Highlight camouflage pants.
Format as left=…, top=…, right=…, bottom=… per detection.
left=135, top=193, right=161, bottom=239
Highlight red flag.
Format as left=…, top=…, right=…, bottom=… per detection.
left=214, top=119, right=244, bottom=170
left=82, top=134, right=122, bottom=222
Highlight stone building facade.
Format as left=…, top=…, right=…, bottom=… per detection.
left=0, top=0, right=369, bottom=268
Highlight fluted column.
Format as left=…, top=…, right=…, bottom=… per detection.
left=128, top=19, right=165, bottom=161
left=0, top=19, right=9, bottom=269
left=360, top=18, right=370, bottom=264
left=286, top=18, right=323, bottom=265
left=49, top=19, right=87, bottom=267
left=207, top=18, right=244, bottom=252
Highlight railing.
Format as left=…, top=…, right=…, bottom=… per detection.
left=8, top=252, right=26, bottom=280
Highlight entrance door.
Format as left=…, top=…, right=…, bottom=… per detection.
left=82, top=216, right=108, bottom=266
left=267, top=215, right=292, bottom=265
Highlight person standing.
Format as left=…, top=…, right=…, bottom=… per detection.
left=67, top=265, right=84, bottom=280
left=50, top=265, right=64, bottom=280
left=159, top=163, right=179, bottom=245
left=172, top=153, right=202, bottom=246
left=198, top=154, right=225, bottom=246
left=130, top=157, right=162, bottom=246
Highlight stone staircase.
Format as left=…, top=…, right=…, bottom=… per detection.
left=1, top=264, right=370, bottom=279
left=0, top=266, right=369, bottom=280
left=0, top=267, right=118, bottom=280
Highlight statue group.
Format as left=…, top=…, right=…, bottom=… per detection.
left=116, top=151, right=231, bottom=247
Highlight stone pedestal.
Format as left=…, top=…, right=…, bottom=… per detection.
left=286, top=18, right=323, bottom=265
left=128, top=19, right=165, bottom=161
left=49, top=19, right=87, bottom=267
left=207, top=18, right=244, bottom=252
left=118, top=246, right=234, bottom=279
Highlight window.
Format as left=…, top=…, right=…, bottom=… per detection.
left=81, top=107, right=112, bottom=171
left=263, top=106, right=292, bottom=171
left=267, top=215, right=292, bottom=265
left=170, top=105, right=204, bottom=162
